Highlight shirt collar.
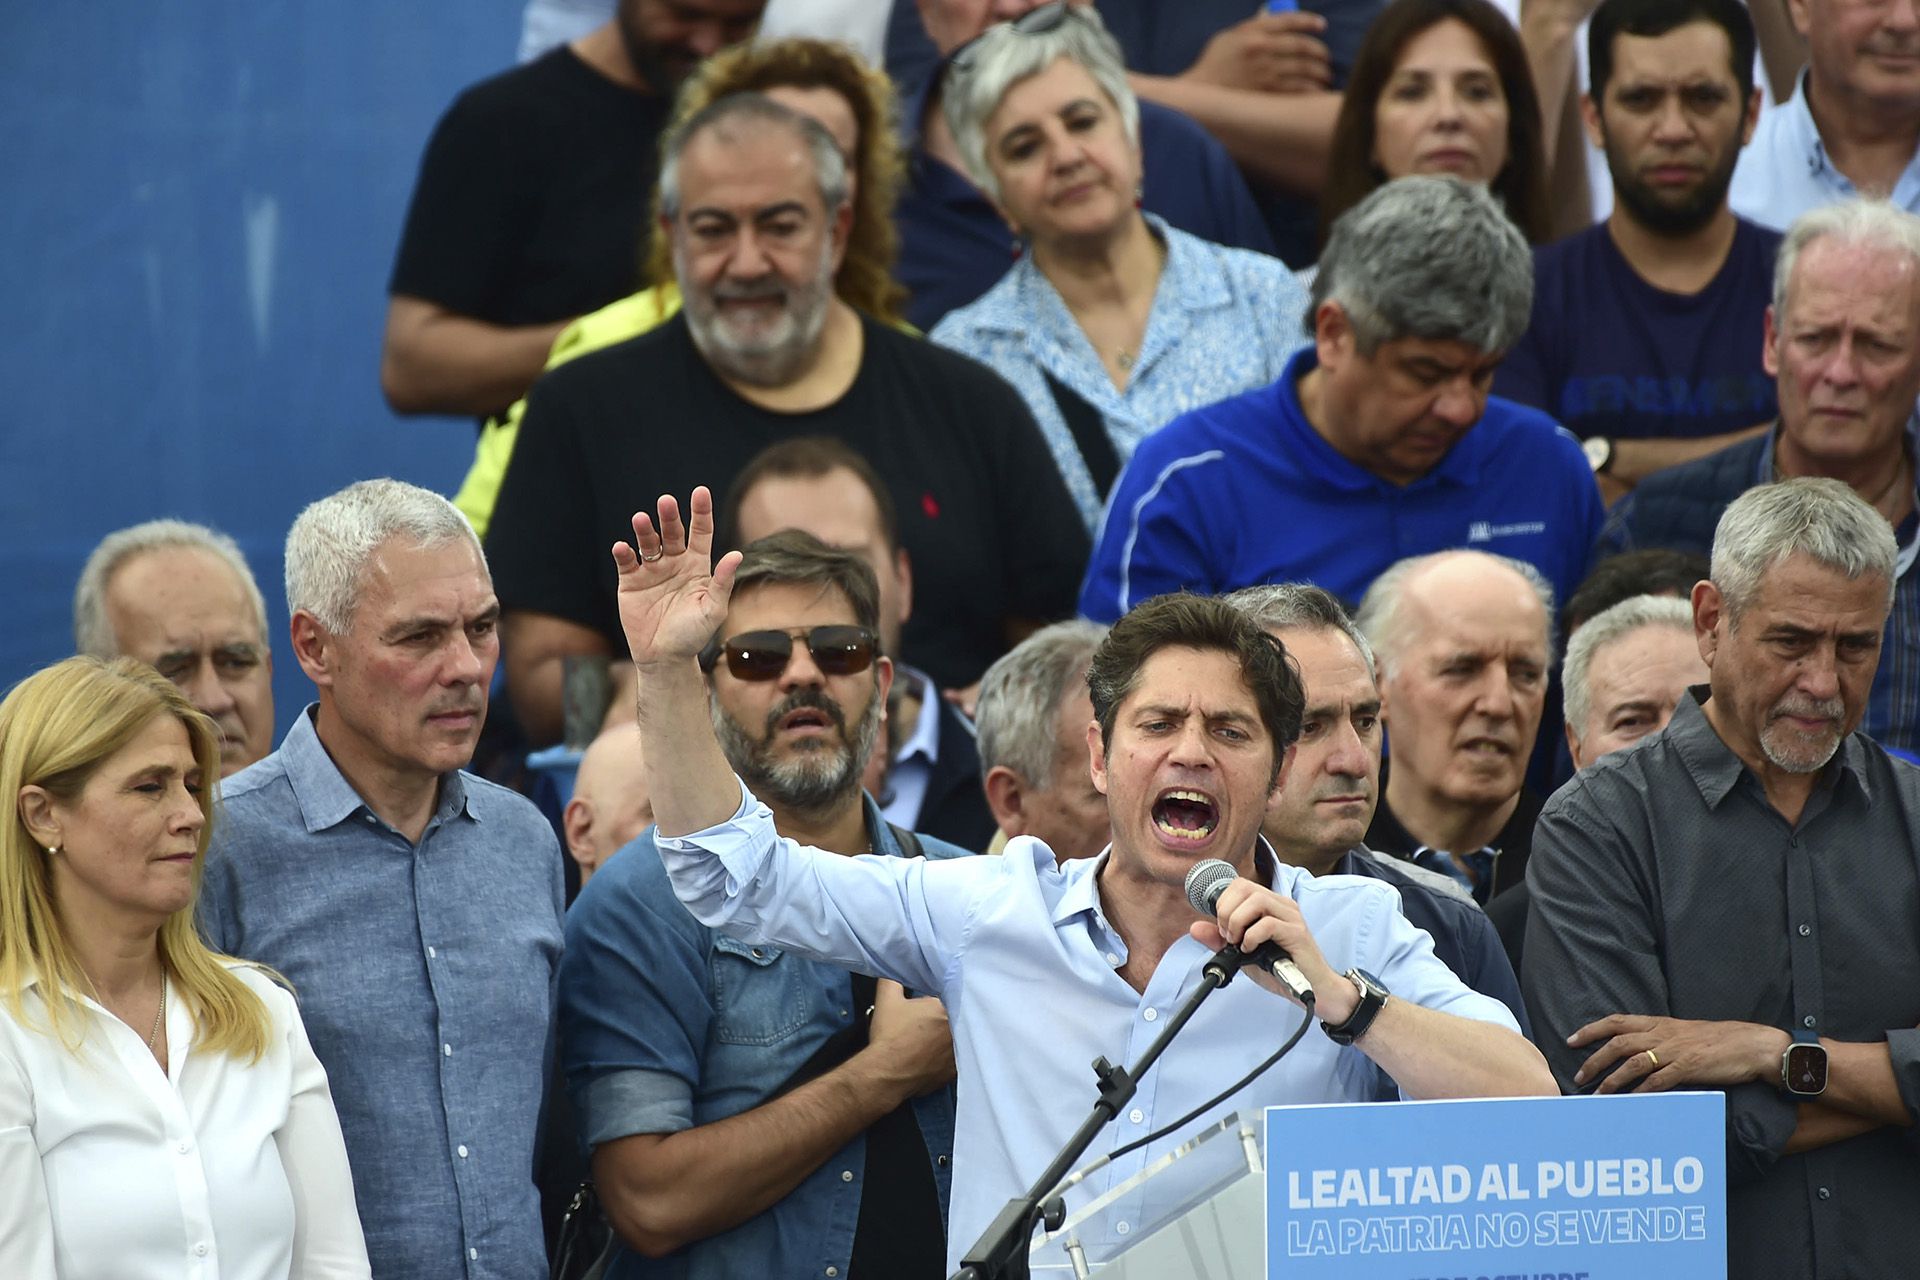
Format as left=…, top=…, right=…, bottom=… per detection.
left=1668, top=686, right=1874, bottom=809
left=1050, top=836, right=1285, bottom=928
left=1782, top=69, right=1831, bottom=179
left=891, top=663, right=944, bottom=768
left=279, top=704, right=475, bottom=835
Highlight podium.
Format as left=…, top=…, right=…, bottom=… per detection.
left=1028, top=1112, right=1266, bottom=1278
left=1023, top=1094, right=1729, bottom=1279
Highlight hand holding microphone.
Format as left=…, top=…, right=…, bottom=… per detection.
left=1184, top=859, right=1323, bottom=1008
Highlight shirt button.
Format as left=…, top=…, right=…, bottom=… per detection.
left=1105, top=953, right=1121, bottom=966
left=841, top=1169, right=854, bottom=1182
left=443, top=1043, right=453, bottom=1056
left=1115, top=1221, right=1130, bottom=1236
left=458, top=1144, right=469, bottom=1158
left=1129, top=1108, right=1144, bottom=1124
left=1142, top=1008, right=1158, bottom=1023
left=1804, top=1015, right=1818, bottom=1029
left=937, top=1155, right=950, bottom=1167
left=1798, top=924, right=1811, bottom=937
left=1818, top=1187, right=1831, bottom=1200
left=751, top=948, right=765, bottom=959
left=195, top=1243, right=208, bottom=1256
left=428, top=945, right=438, bottom=958
left=469, top=1248, right=478, bottom=1261
left=826, top=1268, right=839, bottom=1277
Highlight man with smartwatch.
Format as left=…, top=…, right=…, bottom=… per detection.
left=1524, top=478, right=1920, bottom=1279
left=612, top=488, right=1556, bottom=1276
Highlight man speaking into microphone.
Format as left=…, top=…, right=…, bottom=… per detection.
left=612, top=488, right=1556, bottom=1273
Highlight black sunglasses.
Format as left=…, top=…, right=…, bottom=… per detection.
left=699, top=625, right=879, bottom=681
left=950, top=1, right=1075, bottom=75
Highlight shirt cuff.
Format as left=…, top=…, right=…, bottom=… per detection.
left=1885, top=1028, right=1920, bottom=1136
left=579, top=1068, right=696, bottom=1148
left=654, top=777, right=773, bottom=889
left=1725, top=1081, right=1798, bottom=1185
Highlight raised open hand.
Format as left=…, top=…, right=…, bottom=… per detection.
left=610, top=487, right=744, bottom=669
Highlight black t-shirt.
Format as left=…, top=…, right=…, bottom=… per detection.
left=488, top=314, right=1092, bottom=688
left=388, top=46, right=669, bottom=326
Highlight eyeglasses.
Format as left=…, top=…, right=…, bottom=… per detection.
left=699, top=625, right=879, bottom=681
left=950, top=1, right=1075, bottom=75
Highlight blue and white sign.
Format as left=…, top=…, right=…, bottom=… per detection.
left=1265, top=1093, right=1726, bottom=1279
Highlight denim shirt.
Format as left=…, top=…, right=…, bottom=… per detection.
left=200, top=708, right=565, bottom=1280
left=560, top=794, right=965, bottom=1280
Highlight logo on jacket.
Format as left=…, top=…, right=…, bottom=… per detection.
left=1467, top=520, right=1547, bottom=544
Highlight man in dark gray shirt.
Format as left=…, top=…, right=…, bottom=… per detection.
left=1524, top=477, right=1920, bottom=1279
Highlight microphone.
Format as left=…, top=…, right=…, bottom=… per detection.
left=1184, top=859, right=1316, bottom=1004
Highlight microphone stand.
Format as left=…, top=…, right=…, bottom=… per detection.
left=948, top=946, right=1269, bottom=1280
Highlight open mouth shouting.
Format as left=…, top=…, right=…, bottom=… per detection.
left=1152, top=787, right=1220, bottom=848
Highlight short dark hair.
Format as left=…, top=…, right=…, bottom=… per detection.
left=1561, top=548, right=1710, bottom=635
left=724, top=528, right=881, bottom=641
left=719, top=436, right=900, bottom=553
left=1085, top=594, right=1304, bottom=777
left=1320, top=0, right=1552, bottom=248
left=1589, top=0, right=1754, bottom=101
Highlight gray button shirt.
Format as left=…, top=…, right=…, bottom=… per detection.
left=1524, top=689, right=1920, bottom=1279
left=201, top=707, right=565, bottom=1279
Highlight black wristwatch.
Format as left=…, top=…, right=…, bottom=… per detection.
left=1781, top=1028, right=1829, bottom=1097
left=1322, top=968, right=1389, bottom=1046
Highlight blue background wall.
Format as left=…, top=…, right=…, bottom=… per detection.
left=2, top=2, right=527, bottom=734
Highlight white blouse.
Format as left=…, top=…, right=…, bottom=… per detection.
left=0, top=962, right=372, bottom=1279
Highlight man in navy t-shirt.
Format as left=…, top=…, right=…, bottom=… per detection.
left=1497, top=0, right=1777, bottom=500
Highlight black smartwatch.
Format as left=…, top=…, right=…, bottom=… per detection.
left=1781, top=1028, right=1828, bottom=1097
left=1322, top=968, right=1389, bottom=1046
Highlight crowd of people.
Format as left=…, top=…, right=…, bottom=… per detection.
left=7, top=0, right=1920, bottom=1277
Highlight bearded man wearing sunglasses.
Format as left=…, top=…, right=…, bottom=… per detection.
left=558, top=527, right=969, bottom=1280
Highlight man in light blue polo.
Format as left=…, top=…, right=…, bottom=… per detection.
left=201, top=479, right=564, bottom=1279
left=1729, top=0, right=1920, bottom=229
left=610, top=488, right=1556, bottom=1274
left=1078, top=176, right=1602, bottom=625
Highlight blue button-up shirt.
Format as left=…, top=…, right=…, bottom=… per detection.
left=931, top=215, right=1312, bottom=528
left=1731, top=71, right=1920, bottom=231
left=561, top=794, right=965, bottom=1279
left=200, top=708, right=565, bottom=1280
left=659, top=781, right=1518, bottom=1274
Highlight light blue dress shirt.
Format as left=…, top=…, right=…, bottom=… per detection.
left=201, top=708, right=565, bottom=1280
left=1730, top=72, right=1920, bottom=231
left=930, top=215, right=1311, bottom=529
left=660, top=780, right=1518, bottom=1273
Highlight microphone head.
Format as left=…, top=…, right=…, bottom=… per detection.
left=1184, top=859, right=1238, bottom=916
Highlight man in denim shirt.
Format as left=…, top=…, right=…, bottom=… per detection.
left=201, top=480, right=565, bottom=1278
left=560, top=530, right=963, bottom=1279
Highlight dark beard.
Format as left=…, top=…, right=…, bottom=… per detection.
left=614, top=0, right=691, bottom=93
left=1604, top=130, right=1742, bottom=239
left=712, top=685, right=883, bottom=817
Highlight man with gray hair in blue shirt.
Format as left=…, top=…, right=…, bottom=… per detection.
left=201, top=479, right=564, bottom=1279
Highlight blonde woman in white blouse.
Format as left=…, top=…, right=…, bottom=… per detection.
left=0, top=656, right=370, bottom=1279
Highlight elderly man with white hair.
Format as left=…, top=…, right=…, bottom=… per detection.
left=1599, top=198, right=1920, bottom=752
left=1528, top=478, right=1920, bottom=1279
left=200, top=479, right=564, bottom=1280
left=1353, top=548, right=1557, bottom=906
left=974, top=618, right=1111, bottom=863
left=73, top=519, right=275, bottom=776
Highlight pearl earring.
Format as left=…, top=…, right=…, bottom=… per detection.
left=45, top=845, right=60, bottom=857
